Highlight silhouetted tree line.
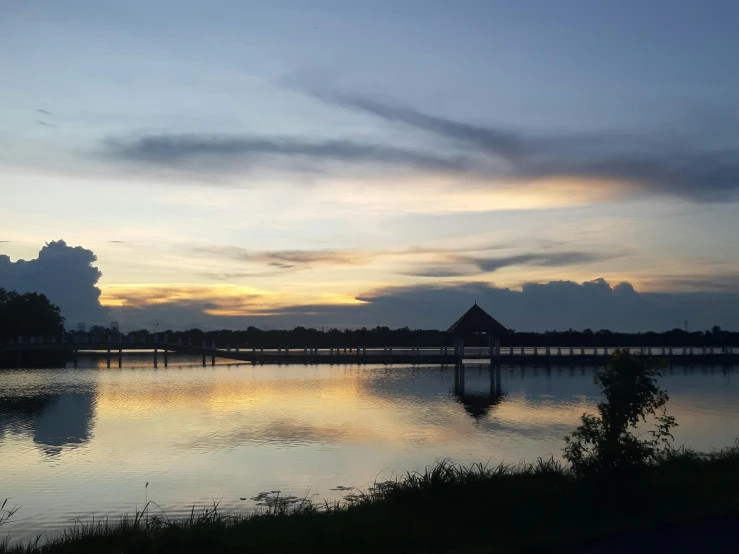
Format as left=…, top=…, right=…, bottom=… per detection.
left=1, top=287, right=737, bottom=348
left=96, top=325, right=738, bottom=348
left=0, top=288, right=68, bottom=367
left=0, top=288, right=65, bottom=340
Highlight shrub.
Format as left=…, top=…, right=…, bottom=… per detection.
left=564, top=350, right=677, bottom=478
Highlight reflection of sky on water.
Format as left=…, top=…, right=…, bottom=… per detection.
left=0, top=355, right=737, bottom=542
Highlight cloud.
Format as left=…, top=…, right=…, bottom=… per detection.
left=101, top=284, right=266, bottom=310
left=318, top=93, right=523, bottom=161
left=0, top=240, right=109, bottom=326
left=108, top=277, right=739, bottom=333
left=401, top=251, right=619, bottom=278
left=199, top=270, right=287, bottom=280
left=316, top=92, right=739, bottom=202
left=192, top=243, right=516, bottom=277
left=36, top=121, right=57, bottom=128
left=37, top=109, right=55, bottom=116
left=194, top=245, right=378, bottom=270
left=100, top=102, right=739, bottom=203
left=104, top=134, right=470, bottom=175
left=191, top=244, right=621, bottom=281
left=283, top=279, right=738, bottom=332
left=97, top=87, right=739, bottom=204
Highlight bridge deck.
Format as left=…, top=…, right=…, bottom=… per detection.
left=2, top=341, right=737, bottom=366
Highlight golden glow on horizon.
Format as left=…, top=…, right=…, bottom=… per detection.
left=100, top=283, right=366, bottom=314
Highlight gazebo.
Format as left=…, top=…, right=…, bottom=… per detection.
left=447, top=303, right=507, bottom=360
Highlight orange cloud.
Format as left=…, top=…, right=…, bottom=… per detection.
left=100, top=283, right=365, bottom=315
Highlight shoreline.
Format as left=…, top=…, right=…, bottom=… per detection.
left=3, top=445, right=738, bottom=554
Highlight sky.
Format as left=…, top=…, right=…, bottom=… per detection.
left=1, top=0, right=739, bottom=332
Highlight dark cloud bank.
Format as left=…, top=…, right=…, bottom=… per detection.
left=103, top=92, right=739, bottom=202
left=115, top=279, right=739, bottom=334
left=0, top=241, right=109, bottom=326
left=2, top=242, right=737, bottom=332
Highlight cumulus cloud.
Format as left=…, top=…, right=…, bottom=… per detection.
left=341, top=279, right=738, bottom=332
left=0, top=240, right=109, bottom=326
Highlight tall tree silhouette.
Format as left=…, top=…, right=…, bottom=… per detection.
left=0, top=288, right=65, bottom=339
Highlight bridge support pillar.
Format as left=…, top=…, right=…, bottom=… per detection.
left=211, top=355, right=215, bottom=366
left=73, top=349, right=78, bottom=368
left=456, top=337, right=465, bottom=361
left=490, top=364, right=502, bottom=396
left=118, top=349, right=122, bottom=368
left=107, top=347, right=111, bottom=368
left=454, top=363, right=466, bottom=394
left=154, top=348, right=158, bottom=368
left=202, top=353, right=206, bottom=366
left=164, top=348, right=168, bottom=367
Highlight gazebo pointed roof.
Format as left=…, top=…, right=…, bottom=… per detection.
left=447, top=303, right=507, bottom=335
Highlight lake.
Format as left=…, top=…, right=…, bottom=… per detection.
left=1, top=354, right=737, bottom=542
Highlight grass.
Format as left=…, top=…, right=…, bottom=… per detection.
left=2, top=443, right=738, bottom=554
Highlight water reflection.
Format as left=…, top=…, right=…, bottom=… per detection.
left=453, top=364, right=505, bottom=421
left=33, top=393, right=95, bottom=456
left=0, top=389, right=96, bottom=456
left=0, top=360, right=736, bottom=543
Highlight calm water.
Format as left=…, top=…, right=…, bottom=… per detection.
left=1, top=355, right=737, bottom=542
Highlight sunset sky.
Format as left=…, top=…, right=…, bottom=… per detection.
left=2, top=0, right=739, bottom=331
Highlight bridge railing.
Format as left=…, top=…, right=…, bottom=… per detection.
left=1, top=336, right=737, bottom=357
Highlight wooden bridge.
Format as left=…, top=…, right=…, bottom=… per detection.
left=1, top=334, right=737, bottom=368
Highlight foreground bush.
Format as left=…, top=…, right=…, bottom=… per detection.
left=564, top=350, right=677, bottom=477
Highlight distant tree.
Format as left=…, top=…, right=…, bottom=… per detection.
left=564, top=350, right=677, bottom=478
left=0, top=288, right=65, bottom=339
left=88, top=324, right=109, bottom=338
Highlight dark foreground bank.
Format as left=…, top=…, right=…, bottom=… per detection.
left=2, top=446, right=738, bottom=554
